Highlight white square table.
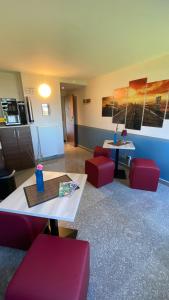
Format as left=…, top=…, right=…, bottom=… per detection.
left=0, top=171, right=87, bottom=237
left=103, top=139, right=135, bottom=179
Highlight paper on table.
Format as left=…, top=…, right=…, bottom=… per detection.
left=59, top=181, right=79, bottom=197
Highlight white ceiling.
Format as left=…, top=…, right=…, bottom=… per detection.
left=0, top=0, right=169, bottom=80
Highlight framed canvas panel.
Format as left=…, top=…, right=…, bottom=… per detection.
left=112, top=87, right=128, bottom=124
left=165, top=93, right=169, bottom=119
left=142, top=80, right=169, bottom=127
left=102, top=96, right=114, bottom=117
left=125, top=78, right=147, bottom=130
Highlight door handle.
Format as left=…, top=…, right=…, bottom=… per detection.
left=14, top=129, right=16, bottom=137
left=17, top=130, right=20, bottom=138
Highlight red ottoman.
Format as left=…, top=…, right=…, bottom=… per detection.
left=0, top=212, right=47, bottom=250
left=93, top=146, right=112, bottom=158
left=85, top=156, right=115, bottom=188
left=5, top=234, right=90, bottom=300
left=129, top=158, right=160, bottom=191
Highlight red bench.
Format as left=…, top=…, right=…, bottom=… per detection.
left=5, top=234, right=90, bottom=300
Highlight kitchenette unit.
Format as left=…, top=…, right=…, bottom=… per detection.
left=0, top=98, right=35, bottom=170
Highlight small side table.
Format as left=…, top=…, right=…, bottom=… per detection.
left=103, top=139, right=135, bottom=179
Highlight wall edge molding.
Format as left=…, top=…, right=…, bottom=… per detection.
left=78, top=144, right=93, bottom=152
left=77, top=124, right=169, bottom=142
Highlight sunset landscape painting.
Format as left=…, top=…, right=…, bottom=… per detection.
left=142, top=80, right=169, bottom=127
left=125, top=78, right=147, bottom=130
left=102, top=96, right=114, bottom=117
left=112, top=87, right=128, bottom=124
left=101, top=77, right=169, bottom=130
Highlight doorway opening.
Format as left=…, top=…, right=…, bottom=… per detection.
left=60, top=82, right=84, bottom=147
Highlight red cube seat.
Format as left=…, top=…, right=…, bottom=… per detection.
left=0, top=212, right=47, bottom=250
left=5, top=234, right=90, bottom=300
left=85, top=156, right=115, bottom=188
left=93, top=146, right=112, bottom=158
left=129, top=158, right=160, bottom=191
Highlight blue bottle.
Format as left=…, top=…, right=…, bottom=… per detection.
left=35, top=169, right=44, bottom=192
left=114, top=132, right=117, bottom=144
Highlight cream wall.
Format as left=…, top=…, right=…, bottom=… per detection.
left=21, top=72, right=64, bottom=158
left=21, top=73, right=62, bottom=126
left=75, top=54, right=169, bottom=140
left=0, top=71, right=23, bottom=99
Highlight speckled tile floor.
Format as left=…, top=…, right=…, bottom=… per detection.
left=1, top=144, right=169, bottom=300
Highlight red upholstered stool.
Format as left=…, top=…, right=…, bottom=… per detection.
left=0, top=212, right=47, bottom=250
left=129, top=158, right=160, bottom=191
left=5, top=234, right=90, bottom=300
left=93, top=146, right=112, bottom=158
left=85, top=156, right=115, bottom=188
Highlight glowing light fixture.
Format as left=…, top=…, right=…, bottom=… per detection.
left=38, top=83, right=51, bottom=98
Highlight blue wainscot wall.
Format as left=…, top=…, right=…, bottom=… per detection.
left=78, top=125, right=169, bottom=182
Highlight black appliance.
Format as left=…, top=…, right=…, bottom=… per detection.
left=18, top=101, right=27, bottom=125
left=1, top=98, right=20, bottom=125
left=25, top=96, right=34, bottom=123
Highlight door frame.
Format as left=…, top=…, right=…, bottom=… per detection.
left=61, top=94, right=78, bottom=147
left=72, top=95, right=78, bottom=147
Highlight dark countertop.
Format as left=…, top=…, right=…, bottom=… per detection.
left=0, top=124, right=29, bottom=128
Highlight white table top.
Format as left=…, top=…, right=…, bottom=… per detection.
left=103, top=139, right=135, bottom=150
left=0, top=171, right=87, bottom=222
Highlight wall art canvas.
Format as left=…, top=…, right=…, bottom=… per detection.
left=142, top=80, right=169, bottom=127
left=165, top=94, right=169, bottom=119
left=102, top=96, right=114, bottom=117
left=125, top=78, right=147, bottom=130
left=164, top=82, right=169, bottom=119
left=112, top=87, right=128, bottom=124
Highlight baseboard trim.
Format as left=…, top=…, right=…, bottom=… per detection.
left=159, top=178, right=169, bottom=187
left=36, top=154, right=64, bottom=163
left=78, top=144, right=93, bottom=153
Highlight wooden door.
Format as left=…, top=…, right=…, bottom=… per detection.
left=16, top=127, right=35, bottom=169
left=65, top=95, right=78, bottom=146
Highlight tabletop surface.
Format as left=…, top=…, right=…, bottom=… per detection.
left=0, top=171, right=87, bottom=222
left=103, top=139, right=135, bottom=150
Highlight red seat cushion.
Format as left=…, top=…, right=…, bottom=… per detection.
left=5, top=234, right=90, bottom=300
left=93, top=146, right=112, bottom=158
left=0, top=212, right=47, bottom=250
left=129, top=158, right=160, bottom=191
left=131, top=158, right=158, bottom=169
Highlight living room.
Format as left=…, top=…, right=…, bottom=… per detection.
left=0, top=1, right=169, bottom=300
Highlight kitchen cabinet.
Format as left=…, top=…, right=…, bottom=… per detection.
left=0, top=126, right=35, bottom=170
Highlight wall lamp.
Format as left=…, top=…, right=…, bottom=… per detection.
left=38, top=83, right=51, bottom=98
